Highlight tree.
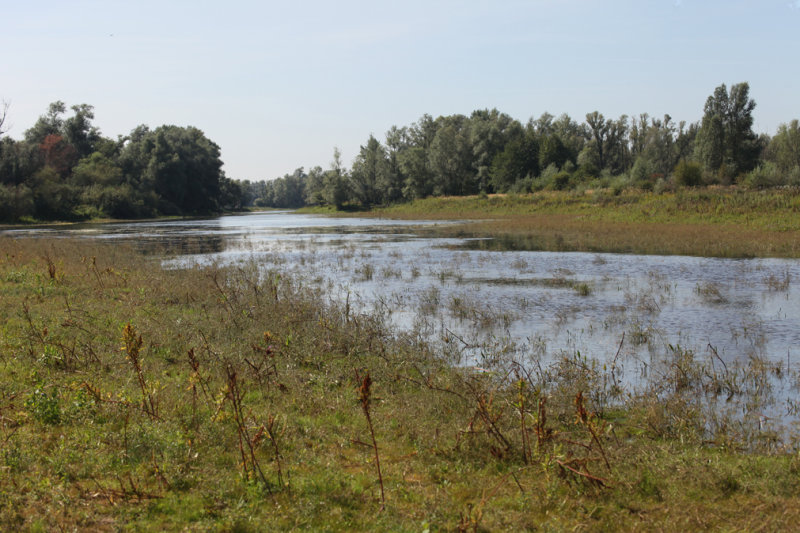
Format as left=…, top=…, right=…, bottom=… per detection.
left=218, top=177, right=244, bottom=211
left=400, top=115, right=438, bottom=199
left=629, top=114, right=679, bottom=178
left=538, top=133, right=571, bottom=171
left=695, top=82, right=760, bottom=177
left=674, top=121, right=698, bottom=165
left=585, top=112, right=629, bottom=175
left=71, top=152, right=123, bottom=187
left=550, top=113, right=586, bottom=164
left=350, top=135, right=389, bottom=207
left=63, top=104, right=101, bottom=159
left=0, top=137, right=40, bottom=186
left=323, top=147, right=350, bottom=209
left=304, top=165, right=326, bottom=206
left=28, top=165, right=79, bottom=219
left=489, top=128, right=538, bottom=192
left=272, top=168, right=306, bottom=208
left=428, top=115, right=475, bottom=196
left=25, top=101, right=67, bottom=145
left=469, top=109, right=522, bottom=193
left=383, top=126, right=409, bottom=203
left=120, top=125, right=224, bottom=214
left=40, top=134, right=78, bottom=178
left=765, top=120, right=800, bottom=172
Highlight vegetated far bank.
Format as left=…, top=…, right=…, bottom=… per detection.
left=2, top=237, right=800, bottom=531
left=353, top=187, right=800, bottom=258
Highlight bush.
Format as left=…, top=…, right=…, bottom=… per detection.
left=609, top=174, right=632, bottom=195
left=25, top=388, right=61, bottom=425
left=550, top=171, right=572, bottom=191
left=509, top=177, right=533, bottom=194
left=741, top=162, right=797, bottom=189
left=674, top=160, right=703, bottom=187
left=630, top=157, right=654, bottom=190
left=653, top=177, right=673, bottom=194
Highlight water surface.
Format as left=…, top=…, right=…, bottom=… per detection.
left=5, top=211, right=799, bottom=425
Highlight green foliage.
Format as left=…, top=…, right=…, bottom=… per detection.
left=25, top=387, right=61, bottom=425
left=71, top=152, right=123, bottom=187
left=29, top=165, right=81, bottom=220
left=742, top=162, right=800, bottom=189
left=694, top=82, right=761, bottom=177
left=549, top=171, right=572, bottom=191
left=428, top=114, right=475, bottom=196
left=489, top=129, right=539, bottom=193
left=630, top=156, right=654, bottom=189
left=674, top=160, right=703, bottom=187
left=0, top=183, right=35, bottom=221
left=349, top=135, right=390, bottom=207
left=585, top=111, right=629, bottom=174
left=538, top=133, right=572, bottom=171
left=0, top=87, right=796, bottom=223
left=765, top=119, right=800, bottom=172
left=0, top=102, right=228, bottom=222
left=140, top=125, right=224, bottom=214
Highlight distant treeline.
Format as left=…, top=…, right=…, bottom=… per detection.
left=2, top=82, right=799, bottom=222
left=252, top=82, right=800, bottom=209
left=0, top=101, right=243, bottom=222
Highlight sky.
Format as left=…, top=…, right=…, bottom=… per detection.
left=3, top=0, right=799, bottom=181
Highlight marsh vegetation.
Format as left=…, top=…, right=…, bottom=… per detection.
left=2, top=212, right=800, bottom=530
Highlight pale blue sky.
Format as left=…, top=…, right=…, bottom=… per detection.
left=3, top=0, right=798, bottom=180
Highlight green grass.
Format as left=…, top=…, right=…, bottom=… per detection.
left=342, top=188, right=800, bottom=257
left=1, top=237, right=799, bottom=531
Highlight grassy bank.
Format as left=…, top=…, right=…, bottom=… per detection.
left=1, top=238, right=799, bottom=531
left=352, top=188, right=800, bottom=257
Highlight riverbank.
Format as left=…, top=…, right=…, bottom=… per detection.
left=1, top=237, right=799, bottom=530
left=305, top=188, right=800, bottom=258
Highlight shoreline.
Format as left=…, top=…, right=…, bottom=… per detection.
left=303, top=188, right=800, bottom=258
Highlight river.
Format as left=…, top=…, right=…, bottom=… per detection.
left=4, top=210, right=800, bottom=427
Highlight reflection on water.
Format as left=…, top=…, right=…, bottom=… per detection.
left=4, top=211, right=799, bottom=424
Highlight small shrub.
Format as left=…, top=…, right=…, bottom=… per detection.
left=550, top=171, right=572, bottom=191
left=25, top=387, right=61, bottom=425
left=630, top=157, right=654, bottom=189
left=653, top=177, right=673, bottom=194
left=742, top=162, right=785, bottom=189
left=674, top=160, right=703, bottom=187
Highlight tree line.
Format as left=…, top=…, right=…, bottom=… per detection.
left=0, top=101, right=242, bottom=222
left=255, top=82, right=800, bottom=209
left=3, top=82, right=799, bottom=222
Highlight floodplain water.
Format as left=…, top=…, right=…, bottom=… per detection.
left=6, top=210, right=800, bottom=431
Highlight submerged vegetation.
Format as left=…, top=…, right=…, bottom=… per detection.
left=2, top=237, right=800, bottom=530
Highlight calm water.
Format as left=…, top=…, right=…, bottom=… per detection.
left=5, top=211, right=800, bottom=422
